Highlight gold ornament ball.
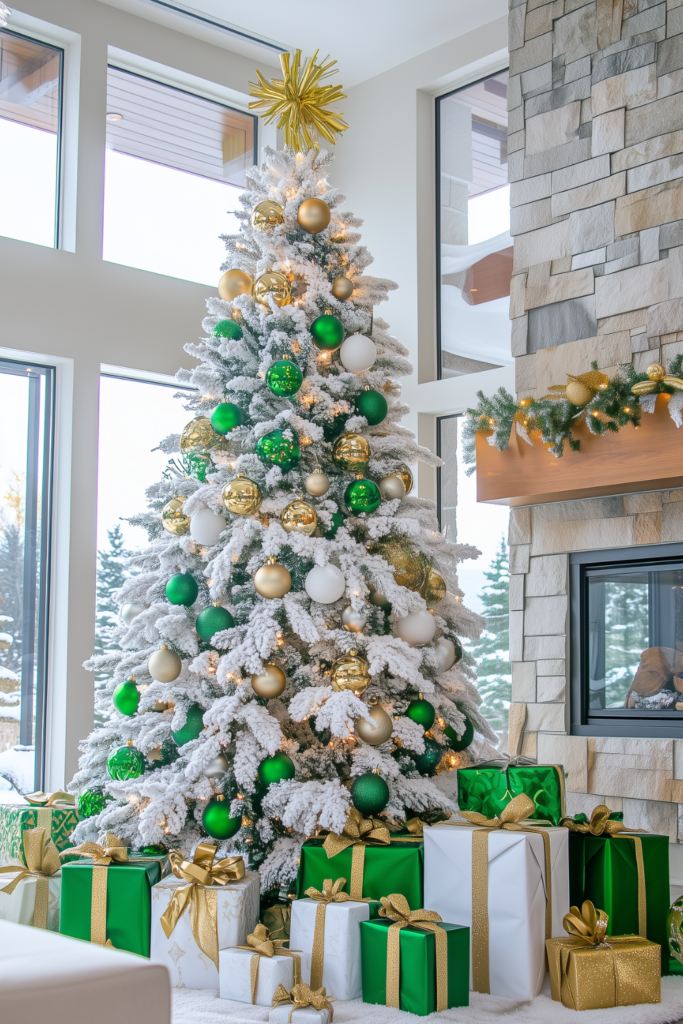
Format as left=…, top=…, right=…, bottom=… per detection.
left=354, top=704, right=393, bottom=746
left=333, top=433, right=370, bottom=472
left=305, top=471, right=330, bottom=497
left=223, top=475, right=262, bottom=516
left=373, top=537, right=426, bottom=592
left=421, top=568, right=447, bottom=608
left=251, top=200, right=284, bottom=231
left=161, top=497, right=190, bottom=536
left=647, top=362, right=666, bottom=381
left=218, top=269, right=253, bottom=301
left=148, top=645, right=182, bottom=683
left=281, top=499, right=317, bottom=536
left=181, top=416, right=226, bottom=453
left=378, top=475, right=406, bottom=501
left=254, top=557, right=292, bottom=599
left=297, top=198, right=330, bottom=234
left=331, top=649, right=370, bottom=693
left=397, top=465, right=413, bottom=495
left=251, top=664, right=287, bottom=698
left=253, top=271, right=291, bottom=308
left=341, top=603, right=368, bottom=633
left=331, top=275, right=354, bottom=300
left=565, top=380, right=594, bottom=406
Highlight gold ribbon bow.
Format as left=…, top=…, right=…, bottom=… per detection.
left=24, top=790, right=76, bottom=808
left=305, top=877, right=372, bottom=990
left=453, top=793, right=553, bottom=994
left=403, top=817, right=426, bottom=837
left=379, top=893, right=447, bottom=1012
left=563, top=901, right=610, bottom=947
left=322, top=808, right=393, bottom=900
left=160, top=843, right=245, bottom=969
left=232, top=922, right=303, bottom=1004
left=272, top=981, right=336, bottom=1022
left=0, top=826, right=61, bottom=929
left=63, top=833, right=131, bottom=946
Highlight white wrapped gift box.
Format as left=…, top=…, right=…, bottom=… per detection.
left=0, top=868, right=61, bottom=930
left=219, top=946, right=311, bottom=1005
left=289, top=896, right=375, bottom=1001
left=269, top=1004, right=331, bottom=1024
left=150, top=870, right=260, bottom=989
left=424, top=822, right=569, bottom=1000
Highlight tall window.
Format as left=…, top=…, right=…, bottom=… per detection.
left=102, top=67, right=257, bottom=286
left=0, top=360, right=54, bottom=793
left=436, top=70, right=512, bottom=379
left=0, top=29, right=62, bottom=248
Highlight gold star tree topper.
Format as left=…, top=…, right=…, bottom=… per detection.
left=249, top=49, right=348, bottom=153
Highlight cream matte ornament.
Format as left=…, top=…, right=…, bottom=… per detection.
left=148, top=645, right=182, bottom=683
left=331, top=649, right=370, bottom=693
left=281, top=499, right=317, bottom=536
left=341, top=603, right=367, bottom=633
left=433, top=636, right=457, bottom=673
left=251, top=664, right=287, bottom=698
left=354, top=703, right=393, bottom=745
left=254, top=556, right=292, bottom=598
left=204, top=753, right=229, bottom=777
left=190, top=508, right=226, bottom=546
left=120, top=603, right=145, bottom=627
left=378, top=475, right=406, bottom=501
left=339, top=334, right=377, bottom=373
left=305, top=471, right=330, bottom=496
left=218, top=269, right=252, bottom=300
left=394, top=610, right=437, bottom=646
left=222, top=475, right=262, bottom=515
left=305, top=563, right=346, bottom=604
left=331, top=275, right=354, bottom=300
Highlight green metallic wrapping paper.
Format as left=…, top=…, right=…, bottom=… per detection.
left=59, top=859, right=161, bottom=956
left=360, top=917, right=469, bottom=1015
left=568, top=831, right=670, bottom=973
left=295, top=838, right=423, bottom=909
left=457, top=764, right=566, bottom=825
left=0, top=802, right=78, bottom=866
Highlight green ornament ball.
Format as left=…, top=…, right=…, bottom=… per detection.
left=107, top=745, right=145, bottom=781
left=172, top=702, right=205, bottom=747
left=112, top=679, right=140, bottom=717
left=344, top=478, right=381, bottom=514
left=267, top=359, right=303, bottom=397
left=258, top=751, right=296, bottom=786
left=211, top=402, right=243, bottom=434
left=355, top=389, right=388, bottom=426
left=139, top=843, right=167, bottom=855
left=445, top=716, right=474, bottom=751
left=256, top=429, right=300, bottom=472
left=78, top=787, right=112, bottom=819
left=310, top=314, right=344, bottom=351
left=412, top=737, right=444, bottom=776
left=405, top=697, right=436, bottom=731
left=166, top=572, right=199, bottom=607
left=196, top=605, right=234, bottom=642
left=202, top=796, right=242, bottom=840
left=212, top=319, right=243, bottom=340
left=324, top=510, right=345, bottom=538
left=351, top=772, right=390, bottom=815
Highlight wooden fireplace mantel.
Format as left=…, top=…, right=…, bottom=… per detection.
left=475, top=393, right=683, bottom=506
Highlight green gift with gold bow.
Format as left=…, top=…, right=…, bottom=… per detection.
left=457, top=758, right=566, bottom=826
left=0, top=791, right=78, bottom=867
left=562, top=805, right=670, bottom=973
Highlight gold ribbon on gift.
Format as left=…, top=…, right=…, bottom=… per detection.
left=23, top=790, right=76, bottom=834
left=160, top=843, right=245, bottom=969
left=321, top=807, right=420, bottom=900
left=452, top=793, right=553, bottom=995
left=271, top=981, right=336, bottom=1022
left=64, top=832, right=132, bottom=946
left=0, top=826, right=61, bottom=929
left=378, top=893, right=448, bottom=1012
left=305, top=876, right=373, bottom=990
left=232, top=923, right=303, bottom=1004
left=262, top=902, right=291, bottom=943
left=403, top=817, right=427, bottom=837
left=560, top=805, right=648, bottom=938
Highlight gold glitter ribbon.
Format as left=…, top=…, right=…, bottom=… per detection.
left=262, top=903, right=291, bottom=943
left=0, top=826, right=61, bottom=929
left=378, top=893, right=447, bottom=1012
left=24, top=790, right=76, bottom=808
left=271, top=982, right=336, bottom=1022
left=232, top=923, right=303, bottom=1004
left=160, top=844, right=245, bottom=968
left=321, top=808, right=419, bottom=900
left=305, top=877, right=373, bottom=990
left=403, top=817, right=427, bottom=837
left=560, top=805, right=648, bottom=938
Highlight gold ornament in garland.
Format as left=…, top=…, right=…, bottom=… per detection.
left=632, top=363, right=683, bottom=393
left=546, top=370, right=609, bottom=407
left=222, top=475, right=262, bottom=515
left=372, top=536, right=427, bottom=592
left=161, top=497, right=189, bottom=536
left=330, top=649, right=370, bottom=693
left=253, top=271, right=291, bottom=307
left=181, top=416, right=226, bottom=453
left=333, top=432, right=370, bottom=471
left=251, top=200, right=284, bottom=231
left=281, top=499, right=317, bottom=535
left=218, top=269, right=253, bottom=301
left=421, top=568, right=447, bottom=608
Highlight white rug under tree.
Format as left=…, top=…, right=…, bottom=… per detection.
left=174, top=976, right=683, bottom=1024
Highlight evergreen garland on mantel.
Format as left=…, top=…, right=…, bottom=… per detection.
left=462, top=356, right=683, bottom=472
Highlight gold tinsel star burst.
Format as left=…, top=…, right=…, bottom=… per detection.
left=249, top=49, right=348, bottom=153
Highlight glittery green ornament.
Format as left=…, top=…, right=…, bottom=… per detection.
left=412, top=737, right=444, bottom=776
left=172, top=703, right=205, bottom=747
left=78, top=787, right=112, bottom=819
left=196, top=605, right=234, bottom=642
left=324, top=511, right=345, bottom=538
left=355, top=389, right=388, bottom=425
left=202, top=796, right=242, bottom=840
left=267, top=359, right=303, bottom=397
left=344, top=478, right=381, bottom=514
left=310, top=314, right=344, bottom=351
left=139, top=843, right=167, bottom=855
left=107, top=745, right=145, bottom=781
left=445, top=717, right=474, bottom=751
left=212, top=319, right=243, bottom=340
left=166, top=572, right=199, bottom=606
left=211, top=403, right=243, bottom=435
left=258, top=751, right=296, bottom=786
left=256, top=430, right=300, bottom=471
left=112, top=679, right=140, bottom=717
left=351, top=772, right=390, bottom=815
left=405, top=697, right=436, bottom=731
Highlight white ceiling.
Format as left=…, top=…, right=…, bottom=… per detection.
left=98, top=0, right=508, bottom=87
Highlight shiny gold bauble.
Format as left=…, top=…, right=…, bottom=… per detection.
left=281, top=499, right=317, bottom=536
left=378, top=475, right=406, bottom=501
left=373, top=537, right=427, bottom=592
left=222, top=475, right=262, bottom=515
left=181, top=416, right=226, bottom=453
left=330, top=649, right=370, bottom=693
left=161, top=497, right=190, bottom=536
left=397, top=465, right=413, bottom=495
left=218, top=269, right=253, bottom=300
left=253, top=271, right=291, bottom=308
left=251, top=200, right=284, bottom=231
left=565, top=380, right=594, bottom=406
left=332, top=433, right=370, bottom=472
left=647, top=362, right=666, bottom=381
left=251, top=663, right=287, bottom=698
left=305, top=471, right=330, bottom=497
left=331, top=275, right=354, bottom=300
left=421, top=568, right=447, bottom=608
left=354, top=704, right=393, bottom=745
left=254, top=556, right=292, bottom=598
left=297, top=197, right=331, bottom=234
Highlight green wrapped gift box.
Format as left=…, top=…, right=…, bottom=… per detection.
left=457, top=762, right=566, bottom=825
left=0, top=801, right=78, bottom=867
left=60, top=859, right=161, bottom=957
left=296, top=837, right=423, bottom=909
left=360, top=917, right=469, bottom=1015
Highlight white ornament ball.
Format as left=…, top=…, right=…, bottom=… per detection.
left=190, top=508, right=226, bottom=546
left=305, top=563, right=346, bottom=604
left=148, top=646, right=182, bottom=682
left=305, top=471, right=330, bottom=497
left=339, top=334, right=377, bottom=373
left=433, top=636, right=457, bottom=673
left=341, top=603, right=368, bottom=633
left=120, top=603, right=145, bottom=627
left=378, top=475, right=406, bottom=501
left=394, top=611, right=437, bottom=646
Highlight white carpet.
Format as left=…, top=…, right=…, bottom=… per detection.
left=174, top=976, right=683, bottom=1023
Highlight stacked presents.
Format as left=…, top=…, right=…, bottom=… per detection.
left=0, top=759, right=676, bottom=1016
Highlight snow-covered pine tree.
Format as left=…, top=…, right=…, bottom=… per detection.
left=469, top=537, right=511, bottom=733
left=70, top=52, right=497, bottom=895
left=94, top=525, right=134, bottom=691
